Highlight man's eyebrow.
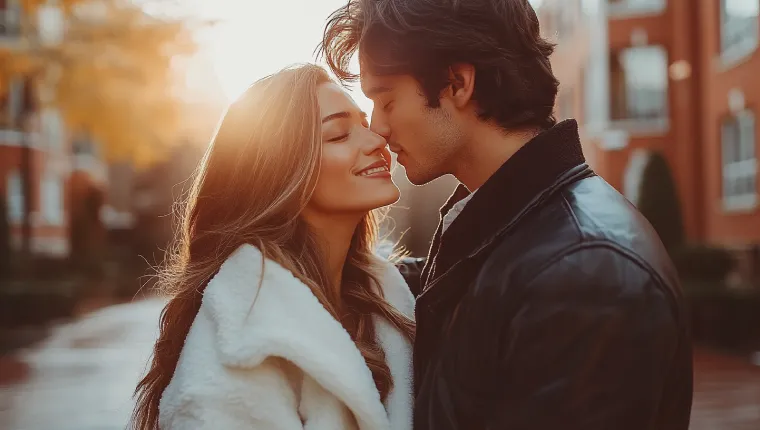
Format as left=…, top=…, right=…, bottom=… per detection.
left=364, top=86, right=393, bottom=99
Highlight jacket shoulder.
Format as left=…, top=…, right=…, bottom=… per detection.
left=477, top=176, right=681, bottom=307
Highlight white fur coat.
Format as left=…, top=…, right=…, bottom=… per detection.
left=158, top=244, right=415, bottom=430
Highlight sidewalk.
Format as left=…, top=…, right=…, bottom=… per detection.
left=0, top=300, right=758, bottom=429
left=690, top=348, right=760, bottom=430
left=0, top=298, right=164, bottom=430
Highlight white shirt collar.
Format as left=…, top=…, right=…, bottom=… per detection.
left=441, top=188, right=477, bottom=233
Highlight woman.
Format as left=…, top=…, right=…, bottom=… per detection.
left=130, top=64, right=415, bottom=430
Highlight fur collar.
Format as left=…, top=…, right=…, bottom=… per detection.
left=201, top=244, right=414, bottom=429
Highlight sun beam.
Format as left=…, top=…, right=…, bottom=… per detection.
left=191, top=0, right=373, bottom=115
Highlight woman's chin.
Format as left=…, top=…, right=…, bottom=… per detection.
left=362, top=185, right=401, bottom=210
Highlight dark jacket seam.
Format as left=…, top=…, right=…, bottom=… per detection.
left=560, top=192, right=584, bottom=240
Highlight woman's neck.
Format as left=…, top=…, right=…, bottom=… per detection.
left=303, top=210, right=363, bottom=292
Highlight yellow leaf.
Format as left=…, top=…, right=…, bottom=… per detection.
left=8, top=0, right=204, bottom=167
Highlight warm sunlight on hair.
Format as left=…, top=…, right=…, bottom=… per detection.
left=191, top=0, right=373, bottom=115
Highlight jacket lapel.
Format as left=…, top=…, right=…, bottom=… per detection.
left=369, top=255, right=415, bottom=430
left=422, top=120, right=589, bottom=292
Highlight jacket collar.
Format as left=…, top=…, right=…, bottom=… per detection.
left=422, top=119, right=590, bottom=286
left=201, top=244, right=415, bottom=430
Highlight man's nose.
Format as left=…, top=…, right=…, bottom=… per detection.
left=369, top=111, right=391, bottom=141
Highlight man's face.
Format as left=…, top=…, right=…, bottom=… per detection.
left=361, top=70, right=463, bottom=186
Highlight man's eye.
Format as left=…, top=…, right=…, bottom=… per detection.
left=383, top=101, right=394, bottom=112
left=327, top=134, right=349, bottom=142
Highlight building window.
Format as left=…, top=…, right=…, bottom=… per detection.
left=720, top=0, right=759, bottom=61
left=42, top=108, right=65, bottom=153
left=6, top=170, right=24, bottom=224
left=42, top=173, right=64, bottom=226
left=721, top=110, right=757, bottom=210
left=609, top=45, right=669, bottom=126
left=0, top=0, right=21, bottom=37
left=608, top=0, right=666, bottom=17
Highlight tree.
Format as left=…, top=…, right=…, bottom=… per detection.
left=5, top=0, right=199, bottom=162
left=1, top=0, right=200, bottom=256
left=636, top=151, right=685, bottom=251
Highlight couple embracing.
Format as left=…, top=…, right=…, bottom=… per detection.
left=131, top=1, right=693, bottom=429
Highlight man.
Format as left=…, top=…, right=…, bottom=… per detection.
left=320, top=1, right=693, bottom=429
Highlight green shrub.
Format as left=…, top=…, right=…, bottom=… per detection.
left=670, top=244, right=735, bottom=283
left=637, top=152, right=685, bottom=250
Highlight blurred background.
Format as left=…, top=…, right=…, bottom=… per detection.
left=0, top=0, right=758, bottom=429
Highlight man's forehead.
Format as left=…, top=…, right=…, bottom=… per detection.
left=360, top=72, right=394, bottom=98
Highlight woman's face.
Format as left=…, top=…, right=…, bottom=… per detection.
left=307, top=82, right=400, bottom=215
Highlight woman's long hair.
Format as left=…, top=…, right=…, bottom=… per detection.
left=130, top=64, right=415, bottom=429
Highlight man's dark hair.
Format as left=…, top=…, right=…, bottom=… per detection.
left=318, top=0, right=560, bottom=131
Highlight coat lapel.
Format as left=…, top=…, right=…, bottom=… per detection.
left=201, top=244, right=413, bottom=430
left=370, top=255, right=414, bottom=430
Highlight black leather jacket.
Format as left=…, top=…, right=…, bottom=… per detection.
left=410, top=120, right=693, bottom=430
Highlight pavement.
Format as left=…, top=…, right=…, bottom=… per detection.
left=0, top=299, right=758, bottom=430
left=0, top=299, right=163, bottom=430
left=690, top=348, right=760, bottom=429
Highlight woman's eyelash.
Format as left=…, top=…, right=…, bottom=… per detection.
left=328, top=134, right=349, bottom=142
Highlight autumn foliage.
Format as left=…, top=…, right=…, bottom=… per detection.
left=1, top=0, right=200, bottom=165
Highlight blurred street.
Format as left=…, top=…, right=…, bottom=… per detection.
left=691, top=349, right=760, bottom=429
left=0, top=299, right=757, bottom=429
left=0, top=300, right=163, bottom=430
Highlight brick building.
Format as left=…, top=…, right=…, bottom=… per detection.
left=541, top=0, right=759, bottom=251
left=387, top=0, right=758, bottom=257
left=1, top=0, right=106, bottom=258
left=388, top=0, right=610, bottom=256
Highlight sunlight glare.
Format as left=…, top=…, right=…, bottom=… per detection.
left=192, top=0, right=373, bottom=115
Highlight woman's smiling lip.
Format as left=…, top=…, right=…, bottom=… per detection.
left=354, top=159, right=389, bottom=176
left=360, top=169, right=392, bottom=178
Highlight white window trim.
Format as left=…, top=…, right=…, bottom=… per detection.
left=608, top=117, right=670, bottom=137
left=0, top=130, right=44, bottom=149
left=607, top=0, right=666, bottom=19
left=41, top=172, right=65, bottom=227
left=6, top=170, right=24, bottom=225
left=610, top=45, right=670, bottom=129
left=716, top=37, right=759, bottom=71
left=721, top=110, right=758, bottom=213
left=717, top=0, right=760, bottom=69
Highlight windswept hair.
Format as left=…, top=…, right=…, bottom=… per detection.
left=130, top=64, right=414, bottom=429
left=318, top=0, right=560, bottom=131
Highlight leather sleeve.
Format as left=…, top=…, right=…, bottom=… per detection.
left=485, top=245, right=681, bottom=430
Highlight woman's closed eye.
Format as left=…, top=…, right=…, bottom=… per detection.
left=326, top=133, right=349, bottom=143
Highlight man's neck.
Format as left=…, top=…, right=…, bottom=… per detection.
left=453, top=124, right=541, bottom=191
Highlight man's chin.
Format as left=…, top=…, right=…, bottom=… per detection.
left=403, top=168, right=438, bottom=186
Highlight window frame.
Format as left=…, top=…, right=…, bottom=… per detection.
left=721, top=108, right=758, bottom=212
left=718, top=0, right=760, bottom=67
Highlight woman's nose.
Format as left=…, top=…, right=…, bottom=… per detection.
left=362, top=127, right=388, bottom=154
